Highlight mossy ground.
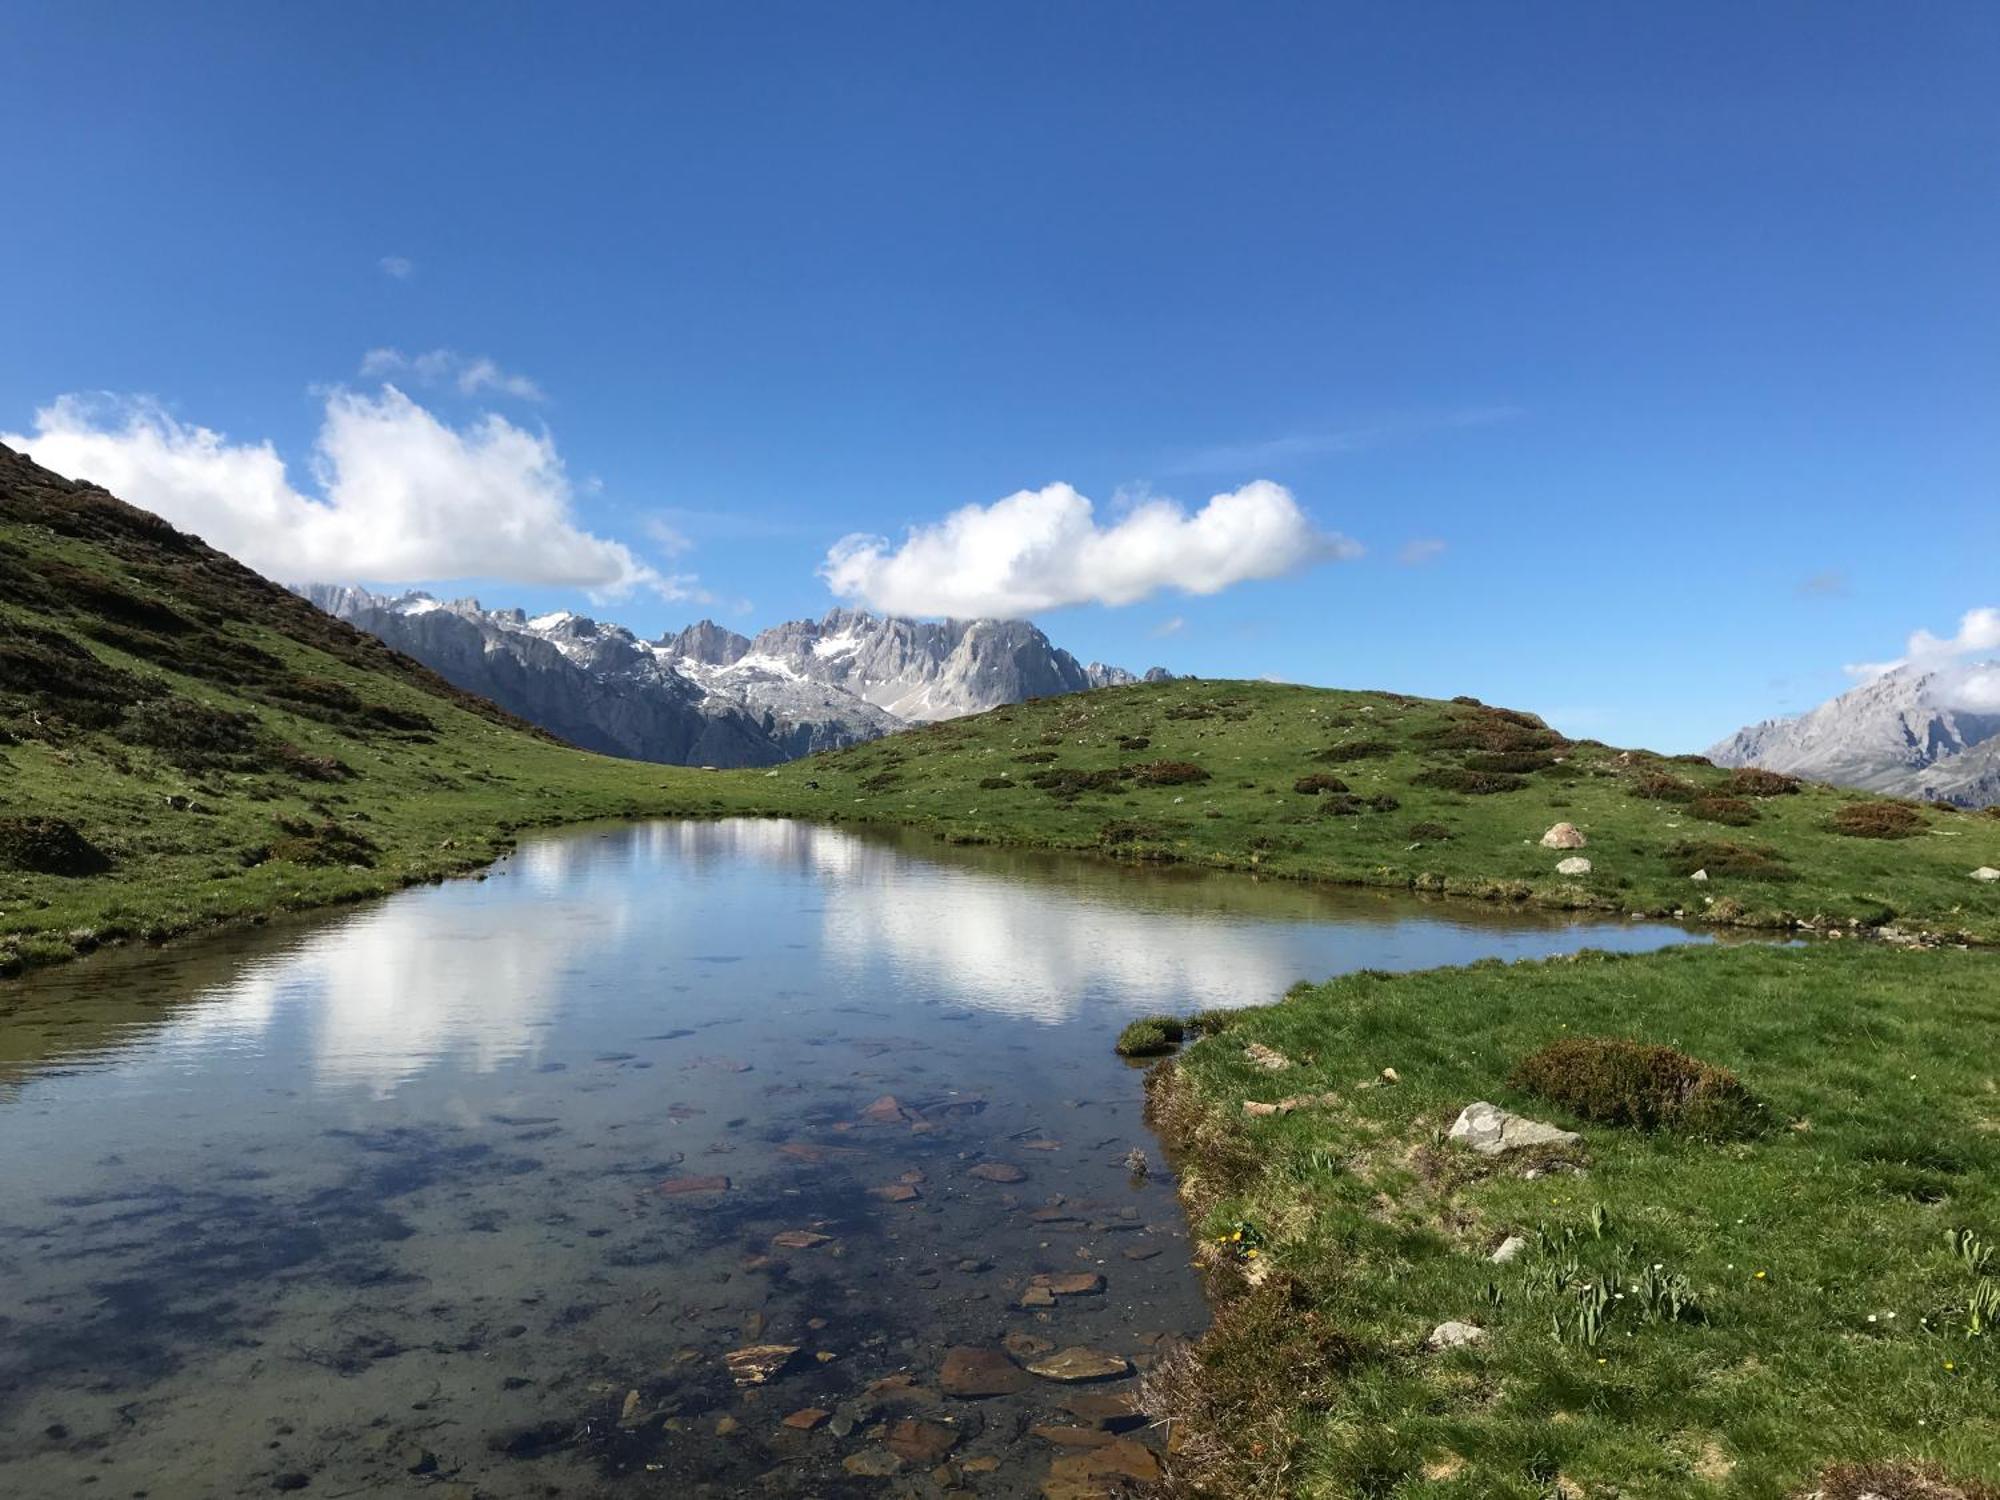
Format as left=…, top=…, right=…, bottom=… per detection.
left=1142, top=942, right=2000, bottom=1497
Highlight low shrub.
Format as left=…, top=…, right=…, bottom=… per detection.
left=1509, top=1036, right=1765, bottom=1138
left=1314, top=738, right=1394, bottom=762
left=1689, top=795, right=1759, bottom=826
left=1632, top=771, right=1697, bottom=802
left=1318, top=793, right=1402, bottom=817
left=1664, top=839, right=1798, bottom=882
left=1116, top=735, right=1152, bottom=751
left=1830, top=801, right=1925, bottom=839
left=1099, top=820, right=1164, bottom=845
left=121, top=697, right=264, bottom=770
left=273, top=743, right=354, bottom=782
left=859, top=770, right=902, bottom=791
left=1463, top=750, right=1558, bottom=773
left=1725, top=767, right=1800, bottom=798
left=1292, top=772, right=1350, bottom=796
left=1030, top=767, right=1129, bottom=798
left=1116, top=1014, right=1186, bottom=1057
left=1411, top=766, right=1528, bottom=795
left=266, top=817, right=381, bottom=868
left=1407, top=820, right=1452, bottom=841
left=1133, top=760, right=1211, bottom=786
left=0, top=816, right=113, bottom=876
left=976, top=775, right=1014, bottom=790
left=1013, top=750, right=1058, bottom=764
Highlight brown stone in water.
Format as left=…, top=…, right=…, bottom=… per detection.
left=782, top=1407, right=829, bottom=1431
left=1029, top=1272, right=1104, bottom=1297
left=1121, top=1243, right=1162, bottom=1261
left=1025, top=1347, right=1131, bottom=1382
left=1003, top=1331, right=1055, bottom=1358
left=968, top=1162, right=1026, bottom=1183
left=1018, top=1285, right=1057, bottom=1308
left=723, top=1344, right=799, bottom=1385
left=883, top=1418, right=959, bottom=1463
left=861, top=1094, right=911, bottom=1124
left=771, top=1229, right=833, bottom=1250
left=1046, top=1438, right=1162, bottom=1485
left=869, top=1183, right=921, bottom=1202
left=843, top=1449, right=904, bottom=1477
left=939, top=1346, right=1032, bottom=1398
left=1030, top=1207, right=1080, bottom=1224
left=655, top=1174, right=730, bottom=1195
left=1020, top=1137, right=1063, bottom=1151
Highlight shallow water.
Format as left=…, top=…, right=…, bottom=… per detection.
left=0, top=819, right=1709, bottom=1497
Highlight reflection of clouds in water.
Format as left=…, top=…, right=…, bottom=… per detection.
left=172, top=880, right=633, bottom=1097
left=818, top=855, right=1308, bottom=1024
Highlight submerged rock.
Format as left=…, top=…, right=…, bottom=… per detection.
left=968, top=1161, right=1027, bottom=1183
left=723, top=1344, right=800, bottom=1386
left=1025, top=1347, right=1131, bottom=1382
left=939, top=1345, right=1031, bottom=1398
left=1447, top=1101, right=1581, bottom=1156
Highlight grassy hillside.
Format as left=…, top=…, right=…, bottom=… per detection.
left=1140, top=942, right=2000, bottom=1497
left=739, top=680, right=2000, bottom=942
left=0, top=443, right=720, bottom=974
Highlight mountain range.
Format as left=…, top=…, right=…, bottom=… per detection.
left=298, top=585, right=1171, bottom=767
left=1708, top=663, right=2000, bottom=808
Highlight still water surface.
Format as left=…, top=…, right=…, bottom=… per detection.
left=0, top=820, right=1709, bottom=1497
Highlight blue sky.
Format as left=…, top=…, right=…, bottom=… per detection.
left=4, top=2, right=1995, bottom=751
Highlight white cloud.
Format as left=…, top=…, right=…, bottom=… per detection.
left=1150, top=615, right=1187, bottom=638
left=5, top=389, right=694, bottom=600
left=821, top=480, right=1357, bottom=619
left=378, top=254, right=415, bottom=279
left=360, top=347, right=543, bottom=401
left=1397, top=538, right=1446, bottom=566
left=1843, top=607, right=2000, bottom=712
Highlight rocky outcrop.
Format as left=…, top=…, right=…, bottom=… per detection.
left=1447, top=1101, right=1581, bottom=1155
left=1710, top=664, right=2000, bottom=808
left=297, top=587, right=1171, bottom=768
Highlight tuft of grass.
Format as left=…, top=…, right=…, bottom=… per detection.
left=1132, top=759, right=1212, bottom=786
left=1727, top=767, right=1801, bottom=798
left=1508, top=1035, right=1765, bottom=1138
left=1292, top=772, right=1351, bottom=796
left=1689, top=794, right=1760, bottom=826
left=1115, top=1013, right=1187, bottom=1057
left=1411, top=766, right=1529, bottom=796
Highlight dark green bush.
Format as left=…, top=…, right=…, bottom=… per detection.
left=1509, top=1036, right=1764, bottom=1138
left=1013, top=750, right=1058, bottom=764
left=1315, top=739, right=1395, bottom=762
left=1116, top=735, right=1152, bottom=751
left=1133, top=760, right=1211, bottom=786
left=267, top=817, right=379, bottom=868
left=1411, top=767, right=1527, bottom=795
left=1689, top=795, right=1759, bottom=826
left=1463, top=750, right=1558, bottom=773
left=1725, top=767, right=1800, bottom=798
left=1407, top=821, right=1452, bottom=841
left=976, top=775, right=1015, bottom=790
left=1292, top=772, right=1350, bottom=795
left=1663, top=839, right=1798, bottom=881
left=1632, top=771, right=1697, bottom=802
left=0, top=817, right=113, bottom=876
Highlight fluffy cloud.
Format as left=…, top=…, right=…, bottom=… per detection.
left=822, top=480, right=1356, bottom=619
left=378, top=254, right=415, bottom=279
left=5, top=389, right=690, bottom=599
left=359, top=348, right=544, bottom=401
left=1844, top=607, right=2000, bottom=711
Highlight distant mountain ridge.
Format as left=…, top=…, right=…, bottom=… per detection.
left=298, top=585, right=1171, bottom=767
left=1708, top=663, right=2000, bottom=808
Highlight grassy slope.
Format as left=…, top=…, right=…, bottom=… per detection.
left=739, top=680, right=2000, bottom=942
left=0, top=443, right=726, bottom=974
left=1142, top=943, right=2000, bottom=1497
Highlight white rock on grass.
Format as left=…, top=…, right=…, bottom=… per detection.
left=1973, top=867, right=2000, bottom=882
left=1490, top=1235, right=1528, bottom=1264
left=1556, top=857, right=1592, bottom=876
left=1448, top=1101, right=1581, bottom=1156
left=1540, top=822, right=1587, bottom=850
left=1426, top=1321, right=1486, bottom=1351
left=1690, top=869, right=1710, bottom=882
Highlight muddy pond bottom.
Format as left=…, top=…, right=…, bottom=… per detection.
left=0, top=820, right=1712, bottom=1498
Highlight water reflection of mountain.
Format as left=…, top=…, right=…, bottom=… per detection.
left=0, top=819, right=1706, bottom=1092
